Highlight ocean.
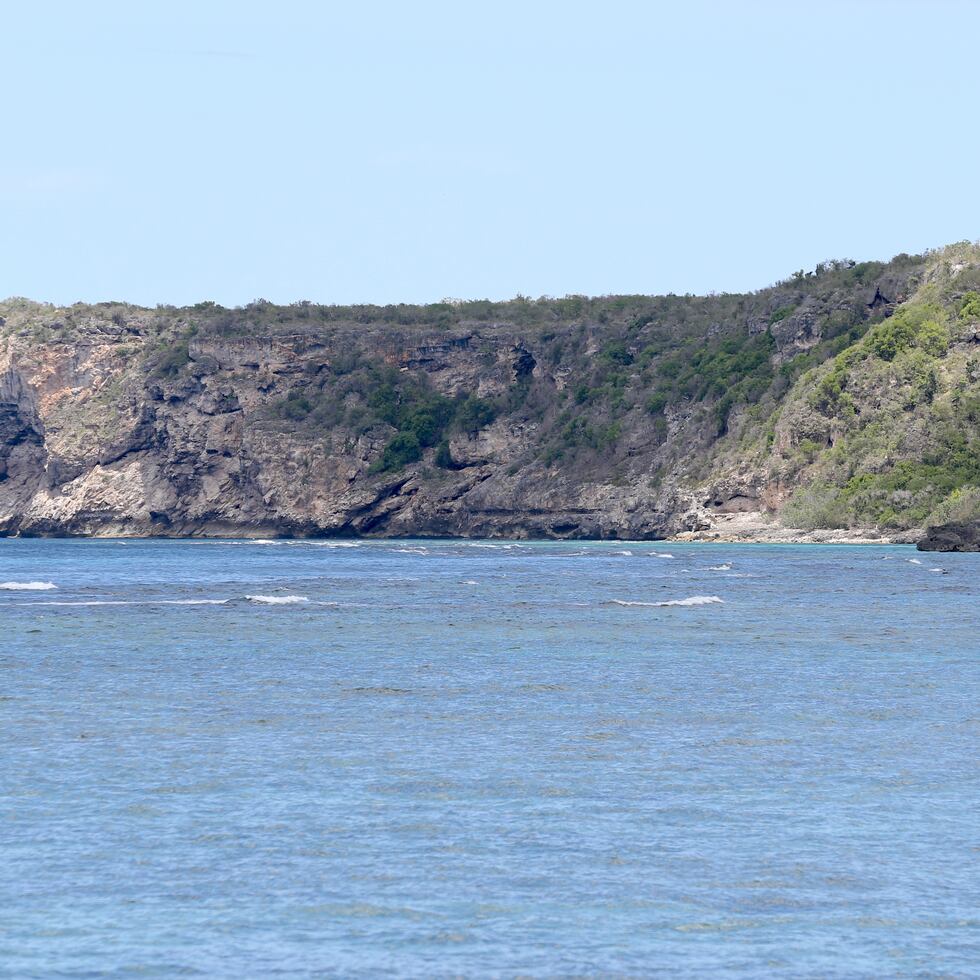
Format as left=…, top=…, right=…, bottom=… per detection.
left=1, top=539, right=977, bottom=977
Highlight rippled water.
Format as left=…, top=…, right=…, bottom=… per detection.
left=1, top=539, right=977, bottom=977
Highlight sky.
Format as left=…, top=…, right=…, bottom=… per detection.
left=3, top=0, right=979, bottom=308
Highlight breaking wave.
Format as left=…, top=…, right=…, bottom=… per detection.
left=610, top=595, right=724, bottom=608
left=246, top=595, right=310, bottom=605
left=0, top=581, right=57, bottom=591
left=656, top=595, right=725, bottom=606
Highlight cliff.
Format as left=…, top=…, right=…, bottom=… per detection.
left=2, top=243, right=978, bottom=540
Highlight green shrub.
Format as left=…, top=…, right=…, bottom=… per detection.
left=900, top=351, right=939, bottom=408
left=769, top=306, right=795, bottom=325
left=598, top=421, right=621, bottom=449
left=959, top=291, right=980, bottom=321
left=927, top=485, right=980, bottom=526
left=153, top=337, right=193, bottom=377
left=917, top=319, right=949, bottom=357
left=435, top=440, right=454, bottom=469
left=601, top=341, right=634, bottom=366
left=866, top=315, right=916, bottom=360
left=798, top=438, right=821, bottom=462
left=368, top=383, right=400, bottom=424
left=371, top=432, right=422, bottom=474
left=865, top=303, right=947, bottom=361
left=818, top=435, right=980, bottom=528
left=456, top=395, right=497, bottom=433
left=281, top=392, right=312, bottom=420
left=781, top=485, right=847, bottom=529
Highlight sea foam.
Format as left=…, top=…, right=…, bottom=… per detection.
left=611, top=595, right=724, bottom=607
left=656, top=595, right=724, bottom=607
left=0, top=581, right=57, bottom=591
left=246, top=594, right=310, bottom=604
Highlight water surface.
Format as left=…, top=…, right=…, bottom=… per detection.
left=1, top=539, right=977, bottom=977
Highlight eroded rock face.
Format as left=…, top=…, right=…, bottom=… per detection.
left=0, top=248, right=947, bottom=540
left=0, top=298, right=710, bottom=538
left=917, top=522, right=980, bottom=552
left=0, top=366, right=47, bottom=532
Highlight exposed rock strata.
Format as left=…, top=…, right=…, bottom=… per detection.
left=1, top=246, right=977, bottom=540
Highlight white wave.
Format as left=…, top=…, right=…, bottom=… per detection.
left=314, top=541, right=361, bottom=548
left=160, top=599, right=230, bottom=605
left=462, top=580, right=479, bottom=585
left=708, top=563, right=732, bottom=571
left=906, top=558, right=922, bottom=564
left=613, top=550, right=634, bottom=556
left=393, top=548, right=428, bottom=555
left=929, top=567, right=948, bottom=574
left=0, top=581, right=57, bottom=591
left=611, top=595, right=724, bottom=608
left=246, top=594, right=310, bottom=604
left=647, top=552, right=674, bottom=559
left=25, top=597, right=230, bottom=606
left=656, top=595, right=724, bottom=606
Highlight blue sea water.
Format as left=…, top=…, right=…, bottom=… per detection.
left=1, top=538, right=977, bottom=978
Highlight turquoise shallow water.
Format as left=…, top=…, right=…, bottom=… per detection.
left=1, top=538, right=977, bottom=978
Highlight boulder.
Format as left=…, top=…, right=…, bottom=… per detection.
left=917, top=521, right=980, bottom=552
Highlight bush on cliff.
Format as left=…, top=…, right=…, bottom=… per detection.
left=927, top=485, right=980, bottom=527
left=865, top=303, right=948, bottom=361
left=959, top=291, right=980, bottom=320
left=370, top=432, right=422, bottom=474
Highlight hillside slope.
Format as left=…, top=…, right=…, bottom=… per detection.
left=1, top=244, right=978, bottom=539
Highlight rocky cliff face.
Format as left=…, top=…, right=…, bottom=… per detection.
left=918, top=521, right=980, bottom=552
left=2, top=244, right=978, bottom=539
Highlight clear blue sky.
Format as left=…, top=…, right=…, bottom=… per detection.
left=3, top=0, right=979, bottom=307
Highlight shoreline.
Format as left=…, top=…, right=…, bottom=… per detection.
left=669, top=528, right=919, bottom=546
left=0, top=526, right=920, bottom=546
left=667, top=510, right=920, bottom=546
